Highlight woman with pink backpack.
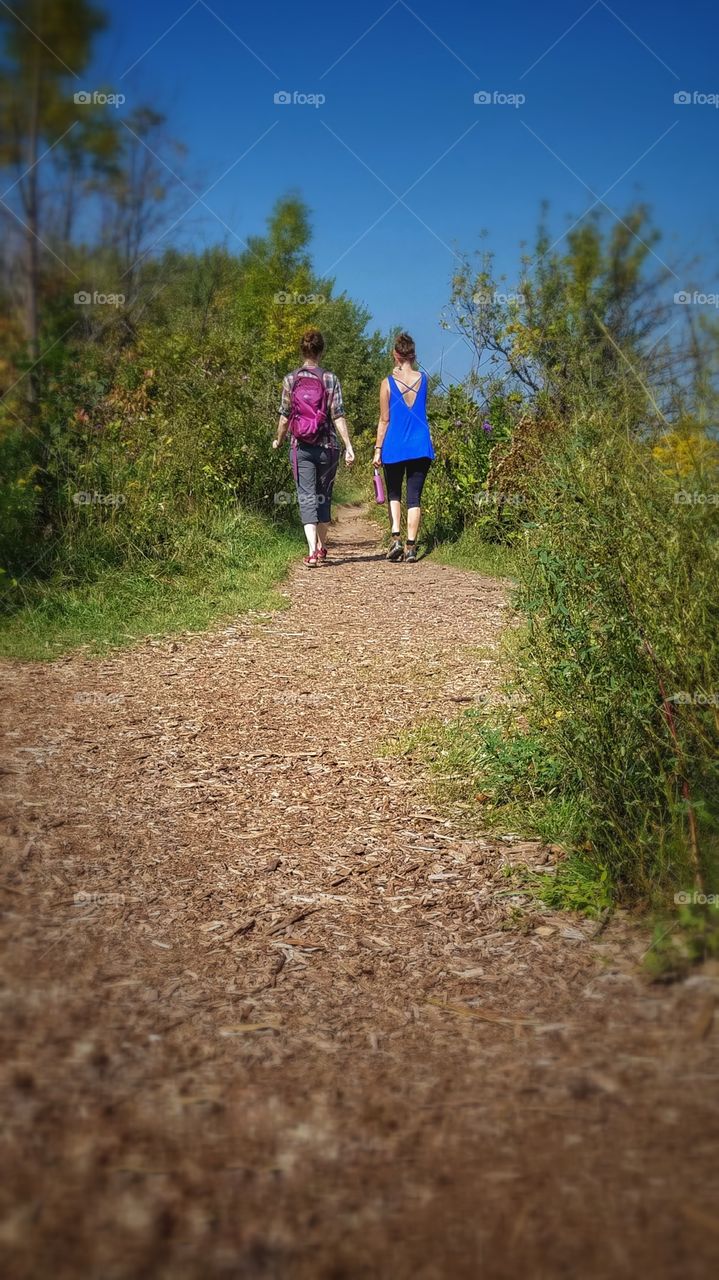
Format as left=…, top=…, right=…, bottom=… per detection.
left=273, top=329, right=355, bottom=567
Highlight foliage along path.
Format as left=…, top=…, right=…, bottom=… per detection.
left=1, top=504, right=718, bottom=1280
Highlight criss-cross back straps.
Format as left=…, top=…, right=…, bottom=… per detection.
left=390, top=371, right=424, bottom=408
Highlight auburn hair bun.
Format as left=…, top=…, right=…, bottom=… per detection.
left=301, top=328, right=325, bottom=359
left=393, top=332, right=416, bottom=361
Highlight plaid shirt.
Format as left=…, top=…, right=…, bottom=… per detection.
left=279, top=366, right=344, bottom=448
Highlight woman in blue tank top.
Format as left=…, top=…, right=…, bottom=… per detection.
left=373, top=332, right=435, bottom=562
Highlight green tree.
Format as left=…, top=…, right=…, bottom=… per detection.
left=0, top=0, right=113, bottom=401
left=446, top=207, right=682, bottom=423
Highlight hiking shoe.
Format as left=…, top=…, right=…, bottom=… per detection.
left=387, top=538, right=404, bottom=562
left=303, top=552, right=319, bottom=568
left=405, top=544, right=418, bottom=563
left=316, top=547, right=328, bottom=564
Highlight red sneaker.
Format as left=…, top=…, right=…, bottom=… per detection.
left=316, top=547, right=328, bottom=564
left=303, top=552, right=319, bottom=569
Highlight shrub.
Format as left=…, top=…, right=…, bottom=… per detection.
left=513, top=412, right=719, bottom=901
left=422, top=387, right=515, bottom=543
left=0, top=423, right=43, bottom=588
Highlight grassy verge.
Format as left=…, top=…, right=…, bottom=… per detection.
left=433, top=524, right=520, bottom=580
left=333, top=457, right=374, bottom=506
left=390, top=699, right=719, bottom=959
left=0, top=509, right=303, bottom=662
left=362, top=490, right=522, bottom=577
left=386, top=707, right=612, bottom=919
left=390, top=709, right=588, bottom=847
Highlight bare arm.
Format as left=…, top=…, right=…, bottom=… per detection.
left=273, top=414, right=290, bottom=449
left=333, top=415, right=351, bottom=451
left=273, top=375, right=291, bottom=449
left=331, top=377, right=354, bottom=463
left=373, top=379, right=390, bottom=465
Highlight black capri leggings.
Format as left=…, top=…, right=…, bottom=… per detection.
left=383, top=457, right=432, bottom=507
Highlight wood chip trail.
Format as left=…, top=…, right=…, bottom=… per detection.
left=1, top=505, right=717, bottom=1280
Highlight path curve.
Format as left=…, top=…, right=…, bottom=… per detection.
left=1, top=505, right=718, bottom=1279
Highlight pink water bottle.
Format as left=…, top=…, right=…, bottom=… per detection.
left=373, top=466, right=386, bottom=504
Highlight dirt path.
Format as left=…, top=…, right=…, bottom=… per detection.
left=1, top=505, right=718, bottom=1280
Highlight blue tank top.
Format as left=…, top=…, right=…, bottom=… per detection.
left=381, top=372, right=435, bottom=465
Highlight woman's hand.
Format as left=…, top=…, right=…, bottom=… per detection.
left=272, top=438, right=280, bottom=450
left=373, top=445, right=382, bottom=466
left=344, top=445, right=355, bottom=467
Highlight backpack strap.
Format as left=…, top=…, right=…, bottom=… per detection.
left=291, top=365, right=329, bottom=411
left=290, top=364, right=325, bottom=400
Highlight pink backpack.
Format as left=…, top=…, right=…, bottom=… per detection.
left=289, top=367, right=330, bottom=443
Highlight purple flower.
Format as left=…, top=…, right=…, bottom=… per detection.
left=482, top=420, right=493, bottom=433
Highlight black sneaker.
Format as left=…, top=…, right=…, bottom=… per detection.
left=387, top=538, right=404, bottom=562
left=405, top=544, right=418, bottom=562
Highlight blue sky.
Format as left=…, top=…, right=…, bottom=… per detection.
left=91, top=0, right=718, bottom=379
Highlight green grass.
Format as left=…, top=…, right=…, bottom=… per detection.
left=365, top=497, right=523, bottom=574
left=388, top=708, right=588, bottom=844
left=535, top=854, right=613, bottom=917
left=491, top=854, right=614, bottom=922
left=0, top=509, right=303, bottom=661
left=433, top=524, right=521, bottom=579
left=386, top=708, right=613, bottom=915
left=643, top=903, right=719, bottom=981
left=333, top=460, right=374, bottom=506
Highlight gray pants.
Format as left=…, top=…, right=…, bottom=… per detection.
left=292, top=441, right=340, bottom=524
